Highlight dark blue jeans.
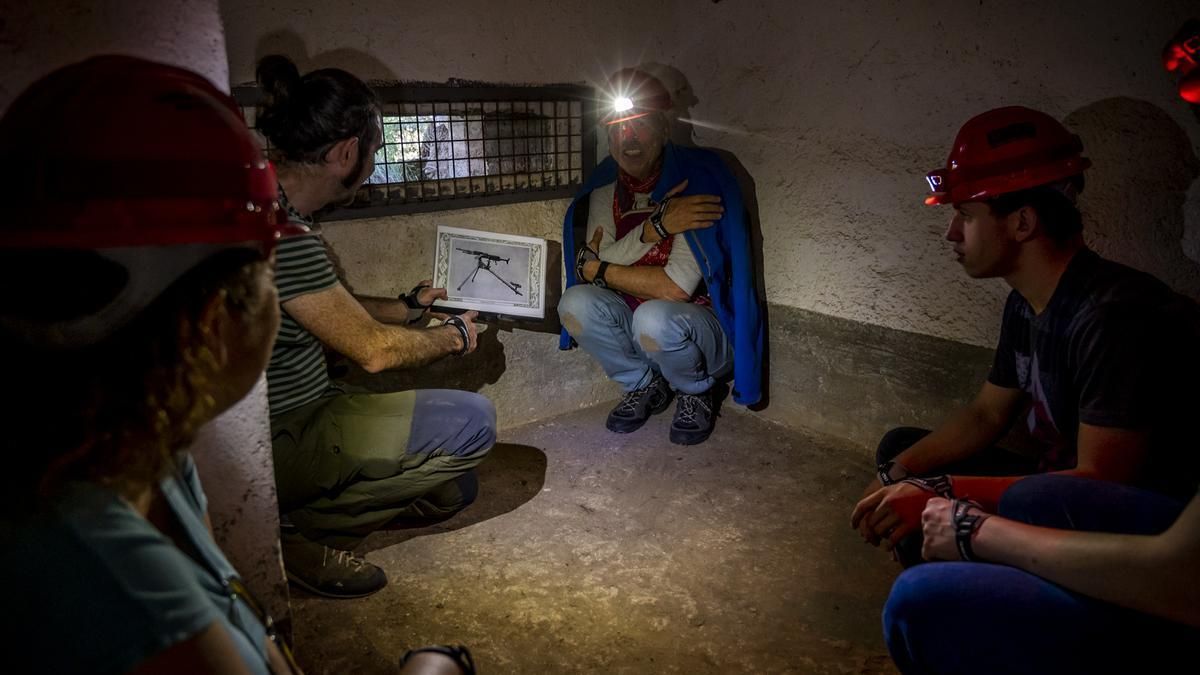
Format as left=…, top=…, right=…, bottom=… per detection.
left=882, top=474, right=1196, bottom=674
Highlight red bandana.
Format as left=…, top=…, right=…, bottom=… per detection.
left=610, top=163, right=709, bottom=311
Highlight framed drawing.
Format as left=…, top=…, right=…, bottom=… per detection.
left=432, top=225, right=548, bottom=318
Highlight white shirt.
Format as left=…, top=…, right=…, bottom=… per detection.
left=586, top=182, right=704, bottom=296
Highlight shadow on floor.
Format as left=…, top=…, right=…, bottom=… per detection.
left=292, top=406, right=899, bottom=674
left=357, top=442, right=548, bottom=554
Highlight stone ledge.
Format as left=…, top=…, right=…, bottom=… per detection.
left=755, top=303, right=992, bottom=452
left=340, top=302, right=992, bottom=454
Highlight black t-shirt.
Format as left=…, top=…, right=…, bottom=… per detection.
left=988, top=248, right=1200, bottom=500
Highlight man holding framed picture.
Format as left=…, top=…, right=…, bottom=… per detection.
left=255, top=55, right=494, bottom=599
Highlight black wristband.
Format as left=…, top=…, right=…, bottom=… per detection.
left=592, top=261, right=610, bottom=288
left=652, top=216, right=670, bottom=240
left=951, top=499, right=986, bottom=562
left=443, top=315, right=471, bottom=356
left=400, top=644, right=476, bottom=675
left=649, top=197, right=671, bottom=240
left=402, top=284, right=432, bottom=310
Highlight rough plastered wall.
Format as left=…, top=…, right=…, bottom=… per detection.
left=221, top=0, right=682, bottom=426
left=2, top=0, right=289, bottom=626
left=223, top=0, right=1200, bottom=353
left=222, top=0, right=1200, bottom=440
left=666, top=0, right=1200, bottom=347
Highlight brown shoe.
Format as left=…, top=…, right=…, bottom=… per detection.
left=281, top=531, right=387, bottom=599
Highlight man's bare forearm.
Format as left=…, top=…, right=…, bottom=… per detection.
left=356, top=295, right=423, bottom=324
left=362, top=324, right=462, bottom=373
left=895, top=403, right=1010, bottom=475
left=974, top=499, right=1200, bottom=627
left=585, top=261, right=688, bottom=301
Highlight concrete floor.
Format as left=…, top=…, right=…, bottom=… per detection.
left=291, top=402, right=901, bottom=674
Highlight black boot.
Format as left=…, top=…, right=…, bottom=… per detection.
left=606, top=373, right=673, bottom=433
left=669, top=387, right=718, bottom=445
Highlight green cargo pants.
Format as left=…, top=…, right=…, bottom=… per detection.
left=270, top=389, right=495, bottom=549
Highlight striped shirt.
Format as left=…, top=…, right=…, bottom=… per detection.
left=267, top=215, right=339, bottom=417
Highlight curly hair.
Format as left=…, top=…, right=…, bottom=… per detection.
left=0, top=249, right=271, bottom=507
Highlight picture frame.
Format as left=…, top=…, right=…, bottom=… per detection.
left=432, top=225, right=548, bottom=319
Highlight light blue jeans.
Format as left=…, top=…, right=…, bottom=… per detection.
left=558, top=284, right=732, bottom=394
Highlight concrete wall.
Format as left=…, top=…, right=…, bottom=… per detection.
left=668, top=0, right=1200, bottom=348
left=224, top=0, right=1200, bottom=351
left=221, top=1, right=1200, bottom=442
left=2, top=0, right=289, bottom=629
left=221, top=0, right=671, bottom=427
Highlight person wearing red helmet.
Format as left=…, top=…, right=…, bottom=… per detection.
left=0, top=54, right=299, bottom=675
left=1163, top=19, right=1200, bottom=106
left=850, top=105, right=1200, bottom=567
left=0, top=53, right=478, bottom=675
left=879, top=29, right=1200, bottom=674
left=558, top=68, right=764, bottom=445
left=252, top=55, right=494, bottom=599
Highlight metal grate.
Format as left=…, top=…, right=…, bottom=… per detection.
left=234, top=84, right=597, bottom=220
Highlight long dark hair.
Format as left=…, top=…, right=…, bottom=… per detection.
left=255, top=54, right=380, bottom=184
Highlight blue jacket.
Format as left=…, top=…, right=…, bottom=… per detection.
left=560, top=142, right=764, bottom=406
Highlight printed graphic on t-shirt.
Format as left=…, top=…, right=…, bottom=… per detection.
left=1019, top=351, right=1069, bottom=470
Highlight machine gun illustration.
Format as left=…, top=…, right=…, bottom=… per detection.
left=456, top=248, right=523, bottom=296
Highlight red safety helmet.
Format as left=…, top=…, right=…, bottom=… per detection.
left=605, top=68, right=673, bottom=125
left=924, top=106, right=1091, bottom=206
left=0, top=55, right=295, bottom=347
left=1163, top=19, right=1200, bottom=104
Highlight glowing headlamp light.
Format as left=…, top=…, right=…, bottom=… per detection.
left=613, top=96, right=634, bottom=113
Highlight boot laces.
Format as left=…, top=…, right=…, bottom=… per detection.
left=322, top=547, right=367, bottom=571
left=676, top=393, right=711, bottom=426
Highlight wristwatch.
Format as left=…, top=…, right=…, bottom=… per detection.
left=592, top=261, right=610, bottom=289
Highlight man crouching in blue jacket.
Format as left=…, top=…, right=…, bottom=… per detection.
left=559, top=68, right=764, bottom=445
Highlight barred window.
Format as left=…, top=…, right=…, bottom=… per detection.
left=233, top=84, right=597, bottom=221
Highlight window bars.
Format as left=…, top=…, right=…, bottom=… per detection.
left=233, top=84, right=597, bottom=220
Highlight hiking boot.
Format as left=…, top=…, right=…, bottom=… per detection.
left=606, top=373, right=673, bottom=433
left=281, top=531, right=387, bottom=599
left=669, top=387, right=718, bottom=445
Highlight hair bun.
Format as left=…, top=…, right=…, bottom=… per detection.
left=256, top=54, right=301, bottom=107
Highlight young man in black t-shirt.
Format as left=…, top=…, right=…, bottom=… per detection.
left=879, top=32, right=1200, bottom=674
left=849, top=105, right=1200, bottom=563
